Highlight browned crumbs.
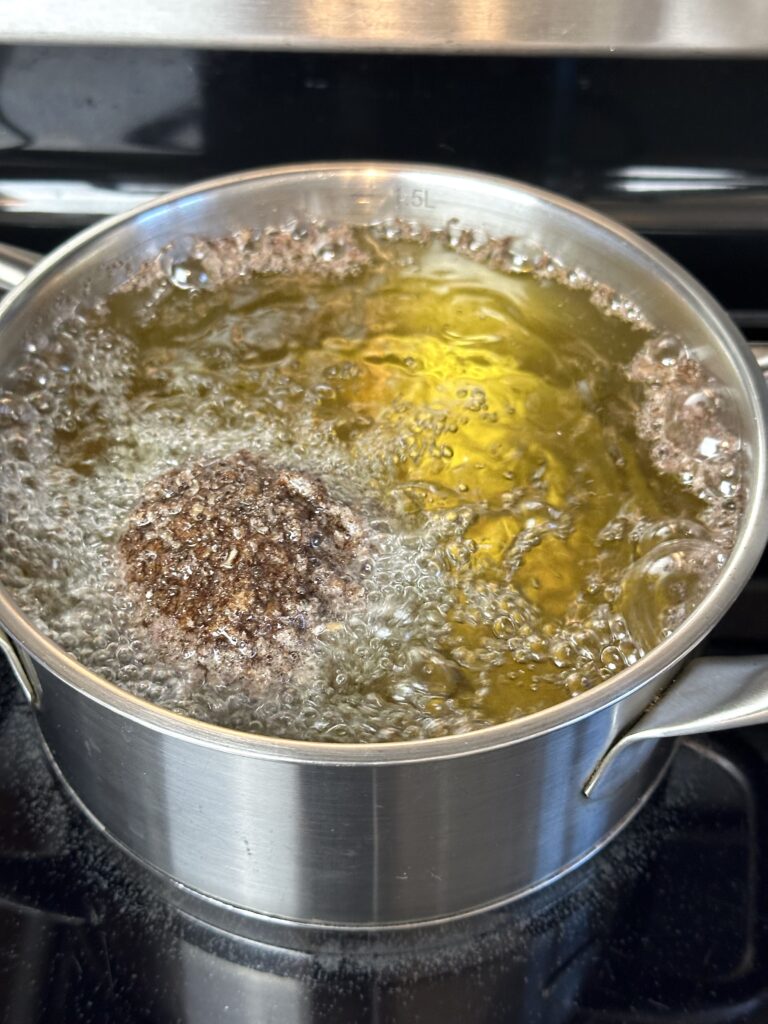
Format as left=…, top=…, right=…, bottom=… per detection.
left=118, top=450, right=369, bottom=682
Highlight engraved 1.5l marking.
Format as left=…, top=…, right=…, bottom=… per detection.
left=395, top=187, right=436, bottom=210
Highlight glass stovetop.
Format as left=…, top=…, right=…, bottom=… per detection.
left=1, top=654, right=768, bottom=1024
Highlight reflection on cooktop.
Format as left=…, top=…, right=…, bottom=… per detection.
left=0, top=664, right=767, bottom=1023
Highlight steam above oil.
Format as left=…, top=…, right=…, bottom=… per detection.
left=0, top=223, right=743, bottom=741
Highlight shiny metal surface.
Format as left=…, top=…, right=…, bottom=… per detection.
left=585, top=655, right=768, bottom=799
left=0, top=180, right=169, bottom=228
left=0, top=243, right=39, bottom=292
left=753, top=343, right=768, bottom=377
left=0, top=627, right=40, bottom=707
left=0, top=164, right=767, bottom=926
left=34, top=659, right=672, bottom=926
left=0, top=0, right=767, bottom=54
left=592, top=166, right=768, bottom=233
left=95, top=753, right=672, bottom=945
left=6, top=173, right=768, bottom=235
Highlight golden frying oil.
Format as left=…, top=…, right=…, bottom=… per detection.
left=0, top=229, right=736, bottom=740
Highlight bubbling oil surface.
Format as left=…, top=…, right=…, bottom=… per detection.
left=0, top=226, right=743, bottom=741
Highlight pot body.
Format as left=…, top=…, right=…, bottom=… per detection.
left=0, top=165, right=766, bottom=928
left=33, top=657, right=672, bottom=926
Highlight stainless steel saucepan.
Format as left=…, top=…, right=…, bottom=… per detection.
left=0, top=164, right=767, bottom=930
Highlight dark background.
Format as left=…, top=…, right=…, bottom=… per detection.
left=0, top=47, right=766, bottom=313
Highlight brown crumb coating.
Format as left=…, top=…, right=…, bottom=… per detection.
left=118, top=450, right=369, bottom=680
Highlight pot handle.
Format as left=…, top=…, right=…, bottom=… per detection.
left=588, top=339, right=768, bottom=798
left=585, top=655, right=768, bottom=800
left=0, top=243, right=41, bottom=292
left=0, top=626, right=41, bottom=708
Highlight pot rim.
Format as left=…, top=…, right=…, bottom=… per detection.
left=1, top=160, right=766, bottom=765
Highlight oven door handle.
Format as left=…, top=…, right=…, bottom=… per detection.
left=0, top=245, right=44, bottom=709
left=0, top=243, right=41, bottom=292
left=0, top=245, right=41, bottom=294
left=0, top=245, right=40, bottom=294
left=752, top=343, right=768, bottom=377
